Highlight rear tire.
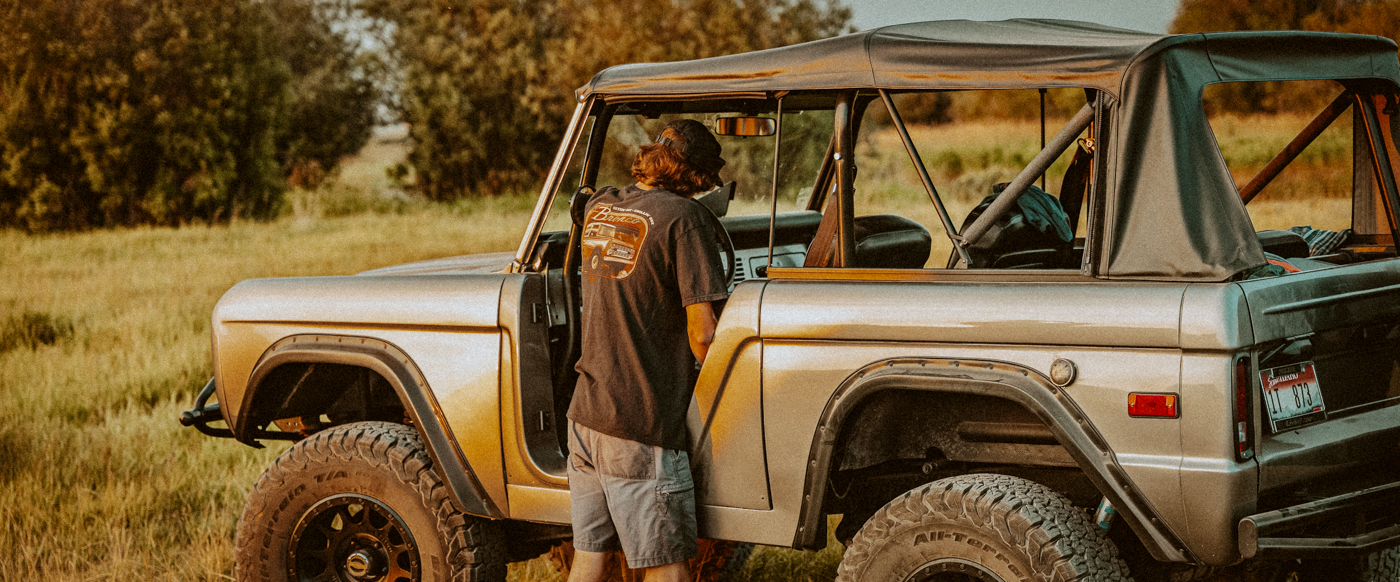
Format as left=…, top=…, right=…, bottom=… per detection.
left=836, top=473, right=1131, bottom=582
left=235, top=421, right=505, bottom=582
left=1298, top=545, right=1400, bottom=581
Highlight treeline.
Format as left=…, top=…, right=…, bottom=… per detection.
left=10, top=0, right=1400, bottom=231
left=0, top=0, right=376, bottom=232
left=0, top=0, right=849, bottom=230
left=1172, top=0, right=1400, bottom=114
left=362, top=0, right=852, bottom=199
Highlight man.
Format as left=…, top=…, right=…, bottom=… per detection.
left=567, top=119, right=730, bottom=582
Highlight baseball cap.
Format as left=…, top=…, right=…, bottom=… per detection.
left=655, top=119, right=727, bottom=178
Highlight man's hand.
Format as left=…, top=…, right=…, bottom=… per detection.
left=685, top=301, right=716, bottom=363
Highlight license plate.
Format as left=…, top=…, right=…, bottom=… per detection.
left=1259, top=362, right=1327, bottom=432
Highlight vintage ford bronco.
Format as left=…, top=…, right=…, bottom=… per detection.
left=182, top=19, right=1400, bottom=582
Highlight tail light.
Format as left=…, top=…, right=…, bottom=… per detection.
left=1235, top=356, right=1254, bottom=460
left=1128, top=393, right=1178, bottom=417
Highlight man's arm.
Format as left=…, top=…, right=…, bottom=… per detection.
left=685, top=301, right=717, bottom=363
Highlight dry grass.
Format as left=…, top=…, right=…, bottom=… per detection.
left=0, top=114, right=1356, bottom=580
left=0, top=209, right=541, bottom=579
left=1208, top=113, right=1354, bottom=201
left=0, top=129, right=546, bottom=578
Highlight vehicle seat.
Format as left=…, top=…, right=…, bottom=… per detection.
left=957, top=184, right=1073, bottom=269
left=853, top=215, right=932, bottom=269
left=1257, top=230, right=1310, bottom=259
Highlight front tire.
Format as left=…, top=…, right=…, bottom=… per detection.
left=837, top=473, right=1131, bottom=582
left=235, top=421, right=505, bottom=582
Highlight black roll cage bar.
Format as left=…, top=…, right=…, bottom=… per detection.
left=514, top=87, right=1107, bottom=276
left=803, top=89, right=1097, bottom=268
left=1224, top=81, right=1400, bottom=241
left=519, top=80, right=1400, bottom=281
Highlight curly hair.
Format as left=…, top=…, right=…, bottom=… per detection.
left=631, top=142, right=721, bottom=197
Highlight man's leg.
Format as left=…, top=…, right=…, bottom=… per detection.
left=612, top=447, right=698, bottom=573
left=568, top=423, right=621, bottom=581
left=643, top=560, right=692, bottom=582
left=568, top=549, right=614, bottom=582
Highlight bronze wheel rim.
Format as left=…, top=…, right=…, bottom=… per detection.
left=288, top=493, right=420, bottom=582
left=903, top=557, right=1006, bottom=582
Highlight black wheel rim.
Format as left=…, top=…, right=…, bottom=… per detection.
left=289, top=493, right=420, bottom=582
left=903, top=557, right=1006, bottom=582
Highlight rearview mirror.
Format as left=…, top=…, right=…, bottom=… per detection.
left=715, top=116, right=776, bottom=137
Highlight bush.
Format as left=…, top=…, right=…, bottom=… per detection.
left=271, top=0, right=378, bottom=187
left=0, top=0, right=377, bottom=232
left=0, top=0, right=289, bottom=230
left=364, top=0, right=853, bottom=200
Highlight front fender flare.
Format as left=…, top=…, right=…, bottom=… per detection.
left=239, top=334, right=502, bottom=519
left=795, top=357, right=1191, bottom=563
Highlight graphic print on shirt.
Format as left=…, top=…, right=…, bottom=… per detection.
left=581, top=203, right=652, bottom=280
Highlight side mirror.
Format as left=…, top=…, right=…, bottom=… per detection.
left=715, top=116, right=776, bottom=137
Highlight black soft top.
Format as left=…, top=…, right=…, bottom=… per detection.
left=580, top=20, right=1395, bottom=99
left=579, top=20, right=1400, bottom=281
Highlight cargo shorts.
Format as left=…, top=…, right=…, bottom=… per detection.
left=567, top=421, right=698, bottom=569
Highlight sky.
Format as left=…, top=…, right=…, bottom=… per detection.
left=845, top=0, right=1179, bottom=34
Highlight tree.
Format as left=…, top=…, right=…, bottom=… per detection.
left=0, top=0, right=379, bottom=232
left=270, top=0, right=379, bottom=188
left=363, top=0, right=853, bottom=200
left=0, top=0, right=291, bottom=230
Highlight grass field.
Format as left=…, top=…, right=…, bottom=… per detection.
left=0, top=114, right=1351, bottom=580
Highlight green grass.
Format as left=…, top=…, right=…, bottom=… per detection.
left=0, top=114, right=1357, bottom=580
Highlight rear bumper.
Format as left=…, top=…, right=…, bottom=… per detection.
left=1239, top=481, right=1400, bottom=559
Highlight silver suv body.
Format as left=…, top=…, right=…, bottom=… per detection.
left=184, top=19, right=1400, bottom=582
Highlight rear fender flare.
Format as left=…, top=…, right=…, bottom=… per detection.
left=238, top=334, right=502, bottom=518
left=795, top=357, right=1190, bottom=563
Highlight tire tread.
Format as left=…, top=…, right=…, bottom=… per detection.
left=836, top=473, right=1131, bottom=582
left=234, top=421, right=504, bottom=582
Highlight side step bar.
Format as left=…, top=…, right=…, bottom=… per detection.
left=1239, top=481, right=1400, bottom=559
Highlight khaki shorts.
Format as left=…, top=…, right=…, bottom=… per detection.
left=567, top=421, right=697, bottom=569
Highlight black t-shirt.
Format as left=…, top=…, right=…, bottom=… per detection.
left=567, top=184, right=729, bottom=450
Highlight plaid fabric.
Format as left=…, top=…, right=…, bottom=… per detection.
left=1288, top=225, right=1351, bottom=256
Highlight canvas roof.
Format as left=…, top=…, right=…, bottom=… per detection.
left=579, top=20, right=1400, bottom=280
left=580, top=20, right=1165, bottom=98
left=580, top=20, right=1397, bottom=100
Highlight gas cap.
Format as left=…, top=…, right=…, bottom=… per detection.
left=1049, top=358, right=1077, bottom=387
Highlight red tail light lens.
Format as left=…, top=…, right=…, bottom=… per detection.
left=1128, top=393, right=1178, bottom=417
left=1235, top=356, right=1254, bottom=460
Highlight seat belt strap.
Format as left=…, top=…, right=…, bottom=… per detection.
left=1059, top=139, right=1094, bottom=238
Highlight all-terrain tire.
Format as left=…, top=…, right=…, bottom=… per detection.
left=1362, top=546, right=1400, bottom=581
left=836, top=473, right=1131, bottom=582
left=235, top=421, right=505, bottom=582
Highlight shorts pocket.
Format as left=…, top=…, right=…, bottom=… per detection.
left=656, top=449, right=694, bottom=495
left=597, top=436, right=655, bottom=480
left=567, top=422, right=591, bottom=472
left=569, top=447, right=588, bottom=472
